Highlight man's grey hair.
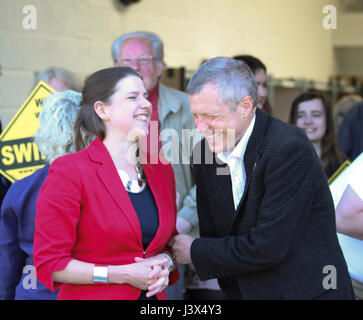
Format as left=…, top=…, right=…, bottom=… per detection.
left=34, top=90, right=81, bottom=163
left=111, top=31, right=164, bottom=63
left=187, top=57, right=258, bottom=110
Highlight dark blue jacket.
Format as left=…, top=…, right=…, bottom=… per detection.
left=338, top=102, right=363, bottom=161
left=0, top=164, right=58, bottom=300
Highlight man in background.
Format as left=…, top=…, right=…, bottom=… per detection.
left=338, top=101, right=363, bottom=161
left=111, top=31, right=198, bottom=300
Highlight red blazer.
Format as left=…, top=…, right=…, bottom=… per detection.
left=34, top=138, right=179, bottom=300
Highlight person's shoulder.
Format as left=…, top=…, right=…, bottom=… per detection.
left=267, top=114, right=309, bottom=147
left=159, top=82, right=187, bottom=96
left=251, top=112, right=313, bottom=162
left=159, top=83, right=189, bottom=104
left=49, top=148, right=88, bottom=175
left=51, top=150, right=82, bottom=165
left=10, top=164, right=49, bottom=190
left=351, top=101, right=363, bottom=112
left=2, top=165, right=50, bottom=209
left=344, top=101, right=363, bottom=121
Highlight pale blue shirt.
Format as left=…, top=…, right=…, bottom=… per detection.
left=217, top=114, right=256, bottom=209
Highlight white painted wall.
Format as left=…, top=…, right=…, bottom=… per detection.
left=0, top=0, right=340, bottom=127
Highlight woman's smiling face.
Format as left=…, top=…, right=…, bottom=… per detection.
left=296, top=98, right=327, bottom=144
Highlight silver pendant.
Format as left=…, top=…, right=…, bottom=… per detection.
left=118, top=169, right=143, bottom=193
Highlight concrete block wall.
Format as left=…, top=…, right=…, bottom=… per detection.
left=1, top=0, right=338, bottom=127
left=333, top=12, right=363, bottom=78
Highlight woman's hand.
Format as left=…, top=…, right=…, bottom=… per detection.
left=108, top=256, right=168, bottom=291
left=145, top=269, right=169, bottom=297
left=134, top=255, right=171, bottom=297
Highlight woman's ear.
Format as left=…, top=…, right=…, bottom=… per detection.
left=94, top=101, right=109, bottom=120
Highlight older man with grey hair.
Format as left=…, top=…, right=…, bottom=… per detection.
left=169, top=57, right=354, bottom=300
left=111, top=31, right=202, bottom=300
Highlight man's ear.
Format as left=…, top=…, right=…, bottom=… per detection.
left=94, top=101, right=109, bottom=120
left=156, top=60, right=165, bottom=78
left=237, top=96, right=254, bottom=117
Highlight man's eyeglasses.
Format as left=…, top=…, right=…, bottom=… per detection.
left=118, top=55, right=156, bottom=66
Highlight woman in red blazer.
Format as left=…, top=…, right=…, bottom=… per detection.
left=33, top=67, right=179, bottom=300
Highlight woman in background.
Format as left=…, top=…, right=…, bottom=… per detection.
left=34, top=67, right=178, bottom=300
left=289, top=91, right=348, bottom=179
left=233, top=55, right=273, bottom=115
left=0, top=90, right=84, bottom=299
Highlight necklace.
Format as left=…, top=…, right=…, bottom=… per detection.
left=118, top=163, right=145, bottom=193
left=135, top=162, right=145, bottom=187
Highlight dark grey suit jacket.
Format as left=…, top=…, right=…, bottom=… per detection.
left=338, top=102, right=363, bottom=161
left=190, top=108, right=354, bottom=300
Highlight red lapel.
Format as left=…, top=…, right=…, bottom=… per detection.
left=86, top=138, right=143, bottom=248
left=85, top=138, right=173, bottom=254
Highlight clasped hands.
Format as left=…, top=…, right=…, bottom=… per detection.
left=129, top=234, right=194, bottom=297
left=131, top=254, right=171, bottom=298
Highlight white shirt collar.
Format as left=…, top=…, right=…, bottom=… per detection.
left=217, top=114, right=256, bottom=163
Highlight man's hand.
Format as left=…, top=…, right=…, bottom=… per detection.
left=168, top=234, right=194, bottom=264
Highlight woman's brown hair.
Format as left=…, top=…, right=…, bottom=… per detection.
left=289, top=91, right=348, bottom=178
left=74, top=67, right=141, bottom=151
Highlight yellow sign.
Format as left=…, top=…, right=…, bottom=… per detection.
left=328, top=160, right=351, bottom=185
left=0, top=81, right=56, bottom=182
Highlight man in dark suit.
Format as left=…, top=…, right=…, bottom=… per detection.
left=169, top=57, right=354, bottom=300
left=338, top=102, right=363, bottom=161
